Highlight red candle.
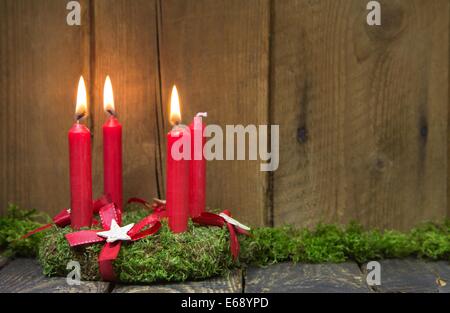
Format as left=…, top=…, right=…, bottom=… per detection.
left=103, top=76, right=123, bottom=223
left=69, top=76, right=93, bottom=229
left=166, top=85, right=190, bottom=233
left=189, top=113, right=207, bottom=217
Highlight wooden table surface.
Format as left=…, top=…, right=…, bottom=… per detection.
left=0, top=257, right=448, bottom=293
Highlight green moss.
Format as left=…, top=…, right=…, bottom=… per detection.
left=9, top=205, right=235, bottom=282
left=2, top=204, right=450, bottom=283
left=38, top=214, right=234, bottom=283
left=241, top=221, right=450, bottom=265
left=117, top=221, right=234, bottom=283
left=38, top=225, right=102, bottom=279
left=0, top=204, right=49, bottom=257
left=341, top=223, right=383, bottom=263
left=239, top=226, right=297, bottom=265
left=410, top=223, right=450, bottom=260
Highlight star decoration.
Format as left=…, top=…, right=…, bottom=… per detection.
left=219, top=213, right=251, bottom=231
left=97, top=219, right=135, bottom=243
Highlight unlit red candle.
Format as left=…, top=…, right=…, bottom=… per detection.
left=69, top=76, right=93, bottom=229
left=103, top=76, right=123, bottom=223
left=189, top=113, right=207, bottom=217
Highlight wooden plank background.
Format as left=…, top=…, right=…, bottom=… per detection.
left=91, top=0, right=161, bottom=205
left=157, top=0, right=270, bottom=226
left=0, top=0, right=448, bottom=230
left=272, top=0, right=449, bottom=230
left=0, top=0, right=90, bottom=216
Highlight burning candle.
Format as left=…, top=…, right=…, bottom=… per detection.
left=69, top=76, right=93, bottom=229
left=166, top=85, right=190, bottom=233
left=103, top=76, right=123, bottom=223
left=189, top=113, right=207, bottom=217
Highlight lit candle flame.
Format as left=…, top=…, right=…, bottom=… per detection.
left=169, top=85, right=181, bottom=126
left=103, top=75, right=115, bottom=115
left=75, top=76, right=87, bottom=120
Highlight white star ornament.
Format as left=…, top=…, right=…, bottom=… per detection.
left=97, top=219, right=135, bottom=243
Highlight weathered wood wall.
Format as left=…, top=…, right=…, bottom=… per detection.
left=0, top=0, right=448, bottom=230
left=272, top=0, right=449, bottom=229
left=91, top=0, right=162, bottom=206
left=0, top=0, right=90, bottom=218
left=158, top=0, right=270, bottom=226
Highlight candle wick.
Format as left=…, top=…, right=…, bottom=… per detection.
left=76, top=112, right=86, bottom=122
left=196, top=112, right=208, bottom=118
left=107, top=109, right=116, bottom=117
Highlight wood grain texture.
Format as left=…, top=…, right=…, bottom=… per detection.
left=361, top=259, right=447, bottom=293
left=245, top=262, right=370, bottom=293
left=271, top=0, right=449, bottom=230
left=157, top=0, right=270, bottom=227
left=0, top=0, right=90, bottom=216
left=423, top=261, right=450, bottom=293
left=448, top=1, right=450, bottom=222
left=1, top=0, right=449, bottom=230
left=91, top=0, right=161, bottom=203
left=0, top=258, right=110, bottom=293
left=113, top=270, right=242, bottom=293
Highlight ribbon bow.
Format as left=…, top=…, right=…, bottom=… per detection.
left=65, top=202, right=161, bottom=281
left=21, top=195, right=111, bottom=239
left=192, top=210, right=251, bottom=260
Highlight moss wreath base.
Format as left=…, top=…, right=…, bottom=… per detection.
left=1, top=204, right=450, bottom=284
left=39, top=218, right=236, bottom=284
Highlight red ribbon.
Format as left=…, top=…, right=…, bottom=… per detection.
left=128, top=198, right=249, bottom=260
left=127, top=197, right=167, bottom=219
left=21, top=195, right=111, bottom=239
left=192, top=210, right=250, bottom=260
left=65, top=202, right=161, bottom=281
